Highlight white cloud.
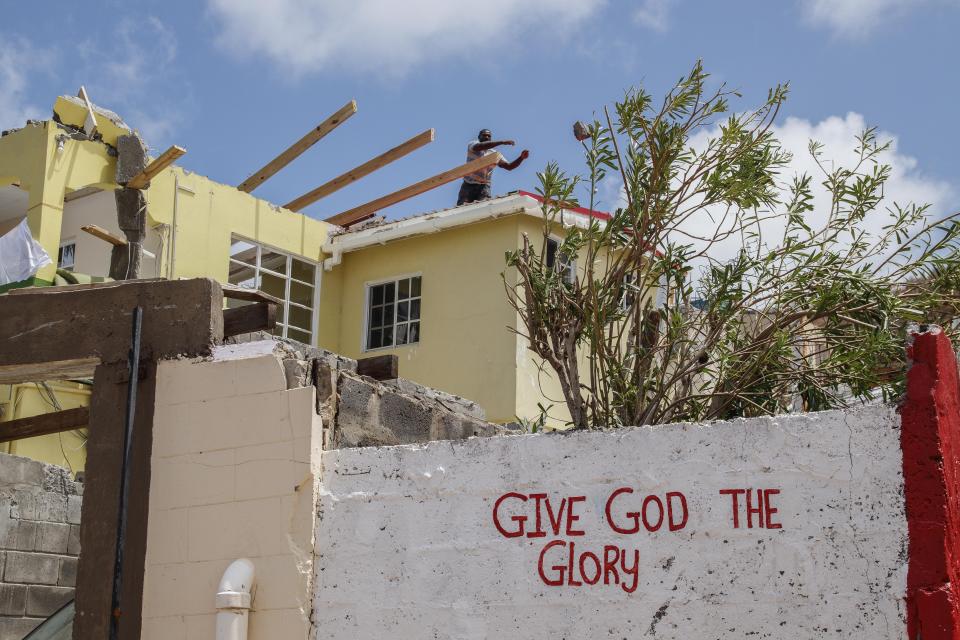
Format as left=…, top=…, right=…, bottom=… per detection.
left=633, top=0, right=674, bottom=31
left=76, top=17, right=183, bottom=149
left=800, top=0, right=958, bottom=37
left=207, top=0, right=606, bottom=77
left=0, top=37, right=50, bottom=131
left=677, top=112, right=955, bottom=265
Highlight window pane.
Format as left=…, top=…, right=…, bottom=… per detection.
left=410, top=298, right=421, bottom=320
left=290, top=280, right=313, bottom=307
left=411, top=276, right=421, bottom=297
left=368, top=328, right=382, bottom=349
left=546, top=239, right=558, bottom=269
left=382, top=327, right=394, bottom=347
left=228, top=260, right=257, bottom=289
left=384, top=282, right=395, bottom=303
left=289, top=305, right=312, bottom=331
left=230, top=239, right=257, bottom=265
left=397, top=301, right=408, bottom=322
left=261, top=272, right=286, bottom=300
left=396, top=323, right=408, bottom=345
left=371, top=285, right=384, bottom=306
left=272, top=324, right=285, bottom=338
left=398, top=278, right=409, bottom=300
left=260, top=249, right=288, bottom=274
left=383, top=304, right=394, bottom=326
left=371, top=306, right=383, bottom=328
left=291, top=259, right=315, bottom=283
left=408, top=321, right=420, bottom=344
left=288, top=327, right=311, bottom=345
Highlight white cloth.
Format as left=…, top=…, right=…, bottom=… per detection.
left=0, top=218, right=52, bottom=285
left=463, top=140, right=498, bottom=185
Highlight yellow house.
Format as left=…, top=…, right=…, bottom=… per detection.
left=316, top=191, right=610, bottom=425
left=0, top=96, right=333, bottom=469
left=0, top=95, right=604, bottom=469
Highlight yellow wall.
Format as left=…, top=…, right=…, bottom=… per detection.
left=322, top=216, right=523, bottom=423
left=0, top=381, right=89, bottom=473
left=144, top=167, right=332, bottom=286
left=1, top=112, right=334, bottom=473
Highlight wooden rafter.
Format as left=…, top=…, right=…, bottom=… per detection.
left=0, top=358, right=100, bottom=385
left=284, top=129, right=435, bottom=211
left=77, top=86, right=98, bottom=136
left=81, top=224, right=127, bottom=246
left=237, top=100, right=358, bottom=193
left=324, top=152, right=502, bottom=227
left=126, top=146, right=186, bottom=189
left=0, top=407, right=90, bottom=443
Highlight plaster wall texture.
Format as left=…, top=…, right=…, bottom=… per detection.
left=141, top=341, right=321, bottom=640
left=59, top=189, right=162, bottom=278
left=0, top=453, right=81, bottom=640
left=314, top=405, right=907, bottom=639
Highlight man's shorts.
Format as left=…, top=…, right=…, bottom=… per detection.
left=457, top=181, right=492, bottom=206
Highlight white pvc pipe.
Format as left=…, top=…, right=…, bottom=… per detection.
left=215, top=558, right=256, bottom=640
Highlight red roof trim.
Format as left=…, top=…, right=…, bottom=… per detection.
left=518, top=190, right=611, bottom=221
left=518, top=190, right=665, bottom=258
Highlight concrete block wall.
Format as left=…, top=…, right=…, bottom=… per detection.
left=142, top=338, right=503, bottom=639
left=142, top=340, right=320, bottom=639
left=0, top=453, right=81, bottom=639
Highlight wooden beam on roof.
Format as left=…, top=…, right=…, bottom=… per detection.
left=0, top=358, right=100, bottom=385
left=221, top=283, right=283, bottom=306
left=222, top=301, right=277, bottom=338
left=237, top=100, right=358, bottom=194
left=126, top=145, right=186, bottom=189
left=324, top=152, right=502, bottom=227
left=0, top=407, right=89, bottom=444
left=283, top=128, right=435, bottom=211
left=81, top=224, right=127, bottom=246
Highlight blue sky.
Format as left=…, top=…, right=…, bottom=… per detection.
left=1, top=0, right=957, bottom=223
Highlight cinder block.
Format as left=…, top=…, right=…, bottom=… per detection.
left=9, top=491, right=38, bottom=520
left=0, top=455, right=44, bottom=487
left=58, top=556, right=78, bottom=588
left=67, top=495, right=82, bottom=525
left=0, top=583, right=27, bottom=616
left=380, top=391, right=433, bottom=443
left=115, top=133, right=149, bottom=184
left=67, top=525, right=81, bottom=556
left=36, top=493, right=67, bottom=523
left=3, top=521, right=37, bottom=552
left=0, top=616, right=41, bottom=640
left=26, top=584, right=73, bottom=617
left=35, top=522, right=69, bottom=554
left=4, top=552, right=59, bottom=585
left=336, top=375, right=397, bottom=448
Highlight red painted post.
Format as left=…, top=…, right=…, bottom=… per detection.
left=902, top=327, right=960, bottom=638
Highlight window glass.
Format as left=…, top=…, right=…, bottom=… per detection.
left=290, top=280, right=313, bottom=307
left=230, top=240, right=257, bottom=265
left=289, top=305, right=311, bottom=331
left=260, top=250, right=288, bottom=274
left=292, top=259, right=315, bottom=283
left=365, top=277, right=422, bottom=350
left=57, top=243, right=76, bottom=271
left=228, top=235, right=317, bottom=345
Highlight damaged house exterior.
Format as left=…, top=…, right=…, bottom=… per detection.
left=0, top=94, right=615, bottom=470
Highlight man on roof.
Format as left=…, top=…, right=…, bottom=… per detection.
left=456, top=129, right=530, bottom=206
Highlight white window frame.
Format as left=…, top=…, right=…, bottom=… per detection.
left=58, top=241, right=76, bottom=272
left=546, top=236, right=576, bottom=285
left=228, top=235, right=321, bottom=345
left=362, top=272, right=423, bottom=352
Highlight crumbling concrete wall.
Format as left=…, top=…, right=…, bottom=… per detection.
left=141, top=338, right=500, bottom=639
left=0, top=454, right=81, bottom=639
left=313, top=406, right=908, bottom=639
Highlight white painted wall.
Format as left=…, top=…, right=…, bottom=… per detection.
left=314, top=406, right=907, bottom=639
left=60, top=190, right=162, bottom=277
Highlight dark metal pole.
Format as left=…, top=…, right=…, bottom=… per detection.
left=110, top=306, right=142, bottom=639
